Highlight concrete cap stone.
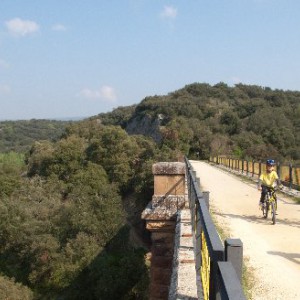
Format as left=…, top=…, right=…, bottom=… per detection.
left=152, top=162, right=185, bottom=175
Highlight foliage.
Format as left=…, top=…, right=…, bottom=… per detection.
left=0, top=119, right=70, bottom=153
left=2, top=83, right=300, bottom=163
left=0, top=118, right=168, bottom=299
left=96, top=105, right=137, bottom=127
left=0, top=275, right=34, bottom=300
left=0, top=170, right=126, bottom=298
left=97, top=83, right=300, bottom=163
left=0, top=152, right=25, bottom=197
left=63, top=226, right=149, bottom=300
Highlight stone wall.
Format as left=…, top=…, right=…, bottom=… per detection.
left=168, top=209, right=198, bottom=300
left=142, top=162, right=187, bottom=300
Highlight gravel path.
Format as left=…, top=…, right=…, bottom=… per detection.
left=190, top=160, right=300, bottom=300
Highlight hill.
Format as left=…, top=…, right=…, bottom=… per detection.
left=2, top=83, right=299, bottom=164
left=96, top=82, right=300, bottom=163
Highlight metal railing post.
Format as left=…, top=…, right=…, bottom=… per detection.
left=224, top=239, right=243, bottom=282
left=289, top=163, right=293, bottom=189
left=202, top=191, right=210, bottom=210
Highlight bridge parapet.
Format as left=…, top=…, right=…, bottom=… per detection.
left=142, top=162, right=187, bottom=300
left=142, top=160, right=246, bottom=299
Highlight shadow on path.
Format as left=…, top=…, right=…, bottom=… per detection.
left=212, top=210, right=300, bottom=228
left=268, top=251, right=300, bottom=265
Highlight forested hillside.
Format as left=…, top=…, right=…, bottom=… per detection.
left=0, top=119, right=70, bottom=153
left=98, top=83, right=300, bottom=163
left=3, top=83, right=300, bottom=163
left=0, top=119, right=178, bottom=299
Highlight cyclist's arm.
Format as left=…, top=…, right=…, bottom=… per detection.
left=276, top=178, right=283, bottom=189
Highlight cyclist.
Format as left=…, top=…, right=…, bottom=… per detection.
left=258, top=159, right=283, bottom=210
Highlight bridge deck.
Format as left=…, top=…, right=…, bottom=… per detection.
left=190, top=160, right=300, bottom=300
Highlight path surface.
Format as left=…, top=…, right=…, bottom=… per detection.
left=190, top=160, right=300, bottom=300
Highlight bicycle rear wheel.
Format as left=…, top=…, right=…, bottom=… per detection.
left=271, top=202, right=276, bottom=225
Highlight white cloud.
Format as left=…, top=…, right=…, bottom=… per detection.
left=160, top=6, right=178, bottom=19
left=52, top=24, right=67, bottom=31
left=5, top=18, right=39, bottom=37
left=100, top=86, right=117, bottom=101
left=80, top=85, right=117, bottom=101
left=0, top=84, right=11, bottom=94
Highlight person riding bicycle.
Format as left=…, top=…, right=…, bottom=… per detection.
left=258, top=159, right=283, bottom=209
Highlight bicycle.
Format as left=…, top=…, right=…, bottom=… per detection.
left=261, top=187, right=277, bottom=225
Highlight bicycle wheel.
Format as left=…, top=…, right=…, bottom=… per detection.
left=271, top=202, right=276, bottom=225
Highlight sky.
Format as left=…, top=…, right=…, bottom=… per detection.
left=1, top=1, right=300, bottom=120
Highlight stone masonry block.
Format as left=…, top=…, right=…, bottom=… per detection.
left=142, top=207, right=177, bottom=222
left=151, top=245, right=174, bottom=257
left=151, top=267, right=172, bottom=285
left=151, top=231, right=175, bottom=243
left=152, top=162, right=185, bottom=175
left=151, top=195, right=185, bottom=209
left=154, top=175, right=185, bottom=195
left=145, top=221, right=176, bottom=232
left=151, top=256, right=173, bottom=269
left=150, top=283, right=170, bottom=299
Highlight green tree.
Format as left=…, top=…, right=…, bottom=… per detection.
left=86, top=126, right=141, bottom=192
left=0, top=152, right=25, bottom=197
left=161, top=117, right=193, bottom=154
left=0, top=275, right=33, bottom=300
left=220, top=110, right=241, bottom=135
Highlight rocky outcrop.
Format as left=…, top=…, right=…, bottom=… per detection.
left=125, top=114, right=164, bottom=142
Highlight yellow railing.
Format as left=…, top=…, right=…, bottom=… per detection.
left=210, top=156, right=300, bottom=189
left=201, top=231, right=210, bottom=300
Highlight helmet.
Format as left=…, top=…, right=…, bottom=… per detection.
left=266, top=159, right=275, bottom=166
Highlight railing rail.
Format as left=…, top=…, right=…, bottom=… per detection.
left=210, top=156, right=300, bottom=191
left=184, top=157, right=246, bottom=300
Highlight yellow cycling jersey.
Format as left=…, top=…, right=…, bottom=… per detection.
left=259, top=170, right=279, bottom=187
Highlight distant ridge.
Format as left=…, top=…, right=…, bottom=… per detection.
left=0, top=116, right=88, bottom=122
left=49, top=116, right=88, bottom=121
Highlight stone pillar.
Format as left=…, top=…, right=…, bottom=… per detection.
left=142, top=162, right=186, bottom=300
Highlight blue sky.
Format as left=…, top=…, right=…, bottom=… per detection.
left=1, top=1, right=300, bottom=120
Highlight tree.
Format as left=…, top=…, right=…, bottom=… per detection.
left=210, top=134, right=232, bottom=156
left=86, top=126, right=141, bottom=192
left=161, top=117, right=194, bottom=154
left=220, top=110, right=241, bottom=135
left=0, top=276, right=33, bottom=299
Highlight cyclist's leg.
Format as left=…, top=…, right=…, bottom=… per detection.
left=259, top=186, right=266, bottom=208
left=259, top=192, right=263, bottom=206
left=260, top=186, right=267, bottom=203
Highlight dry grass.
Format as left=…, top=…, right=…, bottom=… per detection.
left=210, top=206, right=255, bottom=300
